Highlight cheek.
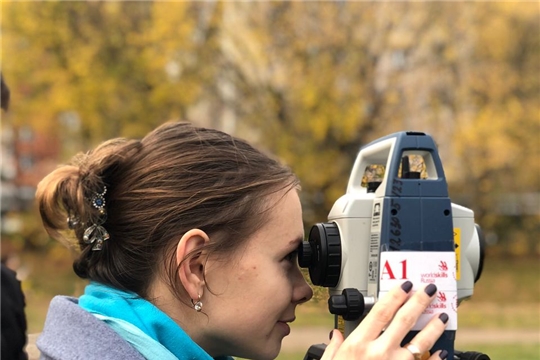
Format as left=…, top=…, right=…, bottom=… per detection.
left=238, top=265, right=258, bottom=280
left=238, top=264, right=287, bottom=297
left=234, top=265, right=259, bottom=288
left=225, top=264, right=265, bottom=299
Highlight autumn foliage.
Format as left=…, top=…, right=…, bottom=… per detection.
left=2, top=1, right=538, bottom=255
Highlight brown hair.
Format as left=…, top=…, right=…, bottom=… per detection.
left=36, top=122, right=298, bottom=300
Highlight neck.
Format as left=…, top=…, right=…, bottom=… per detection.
left=148, top=280, right=207, bottom=348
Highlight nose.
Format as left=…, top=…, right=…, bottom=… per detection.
left=293, top=269, right=314, bottom=304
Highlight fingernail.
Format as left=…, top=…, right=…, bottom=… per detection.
left=424, top=283, right=437, bottom=296
left=329, top=330, right=334, bottom=340
left=401, top=280, right=413, bottom=293
left=439, top=313, right=449, bottom=324
left=439, top=349, right=448, bottom=359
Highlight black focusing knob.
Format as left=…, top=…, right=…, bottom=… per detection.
left=298, top=222, right=342, bottom=287
left=298, top=242, right=313, bottom=268
left=328, top=288, right=365, bottom=321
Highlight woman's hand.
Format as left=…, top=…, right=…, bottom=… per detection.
left=321, top=281, right=449, bottom=360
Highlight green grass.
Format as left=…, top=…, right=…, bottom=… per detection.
left=292, top=305, right=333, bottom=327
left=458, top=302, right=539, bottom=329
left=470, top=256, right=539, bottom=303
left=459, top=343, right=540, bottom=360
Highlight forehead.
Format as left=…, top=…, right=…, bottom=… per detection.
left=246, top=189, right=304, bottom=250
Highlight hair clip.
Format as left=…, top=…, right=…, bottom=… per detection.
left=91, top=186, right=107, bottom=215
left=67, top=213, right=80, bottom=229
left=83, top=186, right=110, bottom=251
left=83, top=223, right=110, bottom=251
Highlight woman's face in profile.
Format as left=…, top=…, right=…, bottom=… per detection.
left=200, top=189, right=314, bottom=360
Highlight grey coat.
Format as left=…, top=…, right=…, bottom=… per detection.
left=37, top=296, right=145, bottom=360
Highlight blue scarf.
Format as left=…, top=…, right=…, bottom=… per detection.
left=79, top=282, right=233, bottom=360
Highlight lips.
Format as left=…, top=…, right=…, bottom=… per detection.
left=276, top=321, right=291, bottom=336
left=279, top=317, right=296, bottom=324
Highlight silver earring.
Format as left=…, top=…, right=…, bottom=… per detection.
left=191, top=295, right=203, bottom=312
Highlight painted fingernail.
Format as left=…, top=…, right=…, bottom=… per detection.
left=401, top=280, right=413, bottom=293
left=329, top=330, right=334, bottom=340
left=424, top=283, right=437, bottom=296
left=439, top=349, right=448, bottom=359
left=439, top=313, right=449, bottom=324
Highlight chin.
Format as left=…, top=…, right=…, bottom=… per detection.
left=242, top=341, right=282, bottom=360
left=254, top=350, right=281, bottom=360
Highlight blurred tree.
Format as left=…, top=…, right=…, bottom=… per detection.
left=217, top=2, right=399, bottom=224
left=2, top=1, right=222, bottom=144
left=450, top=3, right=540, bottom=253
left=216, top=2, right=539, bottom=247
left=451, top=6, right=539, bottom=191
left=2, top=1, right=225, bottom=252
left=2, top=1, right=538, bottom=254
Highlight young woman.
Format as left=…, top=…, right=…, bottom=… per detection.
left=36, top=122, right=448, bottom=360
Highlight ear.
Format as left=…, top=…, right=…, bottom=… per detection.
left=176, top=229, right=210, bottom=301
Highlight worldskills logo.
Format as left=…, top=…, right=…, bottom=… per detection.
left=428, top=291, right=448, bottom=309
left=420, top=260, right=449, bottom=283
left=438, top=261, right=448, bottom=271
left=437, top=291, right=447, bottom=302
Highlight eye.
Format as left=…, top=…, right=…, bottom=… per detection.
left=283, top=250, right=298, bottom=263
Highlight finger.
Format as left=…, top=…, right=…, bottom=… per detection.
left=428, top=349, right=449, bottom=360
left=380, top=283, right=438, bottom=345
left=406, top=312, right=449, bottom=355
left=320, top=330, right=344, bottom=360
left=349, top=280, right=413, bottom=342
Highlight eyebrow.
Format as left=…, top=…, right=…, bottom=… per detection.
left=288, top=236, right=304, bottom=247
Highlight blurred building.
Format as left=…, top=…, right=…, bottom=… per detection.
left=1, top=121, right=60, bottom=243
